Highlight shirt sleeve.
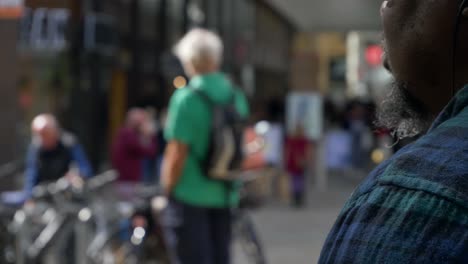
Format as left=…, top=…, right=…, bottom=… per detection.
left=164, top=90, right=195, bottom=144
left=24, top=146, right=38, bottom=199
left=319, top=186, right=468, bottom=263
left=125, top=132, right=157, bottom=157
left=70, top=143, right=93, bottom=178
left=234, top=89, right=250, bottom=119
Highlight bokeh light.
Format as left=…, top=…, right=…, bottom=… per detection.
left=173, top=76, right=187, bottom=89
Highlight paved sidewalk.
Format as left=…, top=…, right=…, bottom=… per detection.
left=234, top=173, right=363, bottom=264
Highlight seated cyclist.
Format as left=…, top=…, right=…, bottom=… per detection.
left=24, top=114, right=93, bottom=199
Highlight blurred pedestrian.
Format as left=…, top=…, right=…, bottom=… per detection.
left=24, top=114, right=93, bottom=200
left=285, top=124, right=311, bottom=207
left=23, top=114, right=93, bottom=263
left=264, top=100, right=285, bottom=168
left=161, top=28, right=249, bottom=264
left=142, top=107, right=159, bottom=184
left=320, top=1, right=468, bottom=262
left=111, top=108, right=157, bottom=183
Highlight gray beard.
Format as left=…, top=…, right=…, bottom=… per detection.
left=375, top=81, right=432, bottom=139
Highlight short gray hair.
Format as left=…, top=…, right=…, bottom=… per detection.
left=31, top=114, right=59, bottom=132
left=173, top=28, right=223, bottom=66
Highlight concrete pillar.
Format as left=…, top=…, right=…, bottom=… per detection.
left=0, top=20, right=19, bottom=165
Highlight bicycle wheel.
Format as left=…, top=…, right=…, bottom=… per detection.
left=0, top=221, right=15, bottom=263
left=234, top=213, right=267, bottom=264
left=100, top=240, right=138, bottom=264
left=94, top=232, right=169, bottom=264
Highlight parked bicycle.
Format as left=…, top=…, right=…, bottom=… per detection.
left=2, top=169, right=266, bottom=264
left=6, top=171, right=169, bottom=264
left=232, top=172, right=269, bottom=264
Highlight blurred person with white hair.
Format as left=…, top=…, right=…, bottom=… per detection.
left=24, top=114, right=93, bottom=199
left=162, top=29, right=249, bottom=264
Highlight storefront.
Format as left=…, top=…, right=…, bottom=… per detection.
left=8, top=0, right=74, bottom=160
left=253, top=1, right=293, bottom=108
left=13, top=0, right=120, bottom=168
left=0, top=15, right=21, bottom=165
left=0, top=0, right=294, bottom=169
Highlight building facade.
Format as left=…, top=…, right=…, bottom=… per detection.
left=0, top=0, right=295, bottom=170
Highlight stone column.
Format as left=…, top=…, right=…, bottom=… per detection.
left=0, top=20, right=19, bottom=165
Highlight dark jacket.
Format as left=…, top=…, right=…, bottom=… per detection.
left=24, top=133, right=93, bottom=198
left=111, top=127, right=157, bottom=182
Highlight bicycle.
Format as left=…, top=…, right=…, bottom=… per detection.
left=0, top=193, right=22, bottom=264
left=12, top=175, right=88, bottom=264
left=0, top=168, right=173, bottom=264
left=232, top=173, right=268, bottom=264
left=91, top=182, right=171, bottom=264
left=11, top=171, right=132, bottom=264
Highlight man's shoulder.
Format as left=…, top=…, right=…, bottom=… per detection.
left=350, top=98, right=468, bottom=207
left=323, top=137, right=468, bottom=262
left=321, top=111, right=468, bottom=263
left=169, top=87, right=207, bottom=113
left=61, top=132, right=77, bottom=147
left=321, top=181, right=468, bottom=264
left=171, top=87, right=199, bottom=103
left=391, top=123, right=468, bottom=201
left=118, top=127, right=136, bottom=137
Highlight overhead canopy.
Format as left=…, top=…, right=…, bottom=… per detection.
left=266, top=0, right=382, bottom=31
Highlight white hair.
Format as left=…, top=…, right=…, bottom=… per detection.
left=173, top=28, right=224, bottom=67
left=31, top=114, right=59, bottom=132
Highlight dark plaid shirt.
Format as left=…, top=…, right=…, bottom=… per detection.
left=319, top=87, right=468, bottom=264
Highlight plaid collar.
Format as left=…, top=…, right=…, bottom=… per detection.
left=429, top=85, right=468, bottom=131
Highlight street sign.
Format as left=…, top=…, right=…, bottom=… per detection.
left=0, top=0, right=23, bottom=19
left=286, top=92, right=324, bottom=140
left=18, top=8, right=69, bottom=52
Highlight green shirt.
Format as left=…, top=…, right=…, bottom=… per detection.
left=165, top=72, right=249, bottom=208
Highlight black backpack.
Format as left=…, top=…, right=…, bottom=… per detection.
left=191, top=88, right=247, bottom=181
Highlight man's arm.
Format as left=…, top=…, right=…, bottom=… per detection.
left=24, top=146, right=38, bottom=199
left=126, top=131, right=157, bottom=158
left=70, top=144, right=93, bottom=178
left=161, top=141, right=188, bottom=195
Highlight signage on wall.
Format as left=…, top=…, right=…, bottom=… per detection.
left=18, top=7, right=69, bottom=52
left=84, top=13, right=118, bottom=56
left=18, top=8, right=118, bottom=55
left=0, top=0, right=24, bottom=19
left=286, top=92, right=324, bottom=140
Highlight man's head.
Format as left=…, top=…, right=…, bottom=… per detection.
left=31, top=114, right=61, bottom=150
left=126, top=108, right=148, bottom=131
left=173, top=28, right=223, bottom=77
left=378, top=0, right=468, bottom=138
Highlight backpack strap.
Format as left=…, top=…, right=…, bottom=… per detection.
left=189, top=86, right=239, bottom=206
left=189, top=85, right=236, bottom=107
left=188, top=85, right=215, bottom=106
left=186, top=86, right=214, bottom=174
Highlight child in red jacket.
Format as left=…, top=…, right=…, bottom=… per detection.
left=285, top=125, right=311, bottom=207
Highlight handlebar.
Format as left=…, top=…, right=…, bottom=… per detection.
left=32, top=177, right=72, bottom=200
left=86, top=170, right=118, bottom=192
left=31, top=170, right=118, bottom=201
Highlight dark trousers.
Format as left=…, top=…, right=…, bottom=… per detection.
left=162, top=198, right=232, bottom=264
